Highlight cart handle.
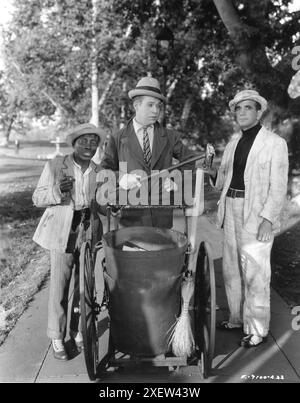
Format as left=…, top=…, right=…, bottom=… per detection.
left=114, top=153, right=206, bottom=194
left=96, top=143, right=215, bottom=198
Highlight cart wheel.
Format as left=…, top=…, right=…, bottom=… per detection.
left=194, top=241, right=216, bottom=378
left=79, top=241, right=99, bottom=381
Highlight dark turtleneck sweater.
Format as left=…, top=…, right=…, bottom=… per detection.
left=229, top=123, right=262, bottom=190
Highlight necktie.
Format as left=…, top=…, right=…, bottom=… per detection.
left=143, top=126, right=151, bottom=166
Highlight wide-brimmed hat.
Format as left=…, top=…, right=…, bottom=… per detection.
left=66, top=123, right=104, bottom=146
left=229, top=90, right=268, bottom=113
left=128, top=76, right=166, bottom=102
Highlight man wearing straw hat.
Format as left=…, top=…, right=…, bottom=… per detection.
left=209, top=90, right=288, bottom=347
left=97, top=75, right=195, bottom=228
left=32, top=123, right=104, bottom=361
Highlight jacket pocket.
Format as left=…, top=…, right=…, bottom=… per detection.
left=33, top=205, right=74, bottom=252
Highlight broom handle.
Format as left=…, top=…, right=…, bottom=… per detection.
left=110, top=153, right=206, bottom=195
left=186, top=219, right=199, bottom=275
left=100, top=143, right=215, bottom=202
left=185, top=175, right=203, bottom=275
left=184, top=145, right=215, bottom=274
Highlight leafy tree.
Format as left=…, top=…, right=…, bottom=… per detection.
left=109, top=0, right=300, bottom=159
left=3, top=0, right=156, bottom=132
left=213, top=0, right=300, bottom=112
left=0, top=71, right=27, bottom=143
left=2, top=0, right=300, bottom=158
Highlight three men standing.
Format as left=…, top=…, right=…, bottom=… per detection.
left=32, top=81, right=289, bottom=360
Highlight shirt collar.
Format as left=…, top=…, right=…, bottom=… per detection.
left=71, top=154, right=95, bottom=171
left=133, top=118, right=154, bottom=134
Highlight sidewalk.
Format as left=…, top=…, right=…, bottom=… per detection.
left=0, top=215, right=299, bottom=383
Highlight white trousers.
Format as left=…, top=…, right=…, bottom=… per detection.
left=223, top=197, right=273, bottom=337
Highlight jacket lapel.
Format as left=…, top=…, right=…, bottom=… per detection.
left=88, top=161, right=99, bottom=201
left=60, top=155, right=74, bottom=178
left=222, top=134, right=241, bottom=192
left=151, top=123, right=168, bottom=169
left=61, top=155, right=98, bottom=203
left=228, top=134, right=241, bottom=168
left=124, top=121, right=149, bottom=169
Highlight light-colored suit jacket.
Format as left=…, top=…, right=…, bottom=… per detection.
left=32, top=154, right=100, bottom=251
left=215, top=126, right=289, bottom=234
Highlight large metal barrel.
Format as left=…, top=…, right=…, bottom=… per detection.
left=102, top=226, right=188, bottom=357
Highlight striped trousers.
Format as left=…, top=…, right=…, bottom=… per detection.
left=46, top=209, right=93, bottom=339
left=222, top=197, right=273, bottom=337
left=47, top=250, right=80, bottom=340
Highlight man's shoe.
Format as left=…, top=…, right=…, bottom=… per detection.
left=71, top=331, right=84, bottom=351
left=52, top=339, right=69, bottom=361
left=240, top=334, right=267, bottom=348
left=217, top=320, right=243, bottom=331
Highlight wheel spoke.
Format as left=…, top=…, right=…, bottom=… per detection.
left=85, top=310, right=93, bottom=325
left=84, top=264, right=92, bottom=295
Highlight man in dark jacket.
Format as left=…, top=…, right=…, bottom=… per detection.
left=96, top=75, right=195, bottom=228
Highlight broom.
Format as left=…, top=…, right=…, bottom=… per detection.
left=168, top=144, right=215, bottom=357
left=168, top=271, right=195, bottom=357
left=168, top=215, right=198, bottom=357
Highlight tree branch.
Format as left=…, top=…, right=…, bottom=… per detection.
left=212, top=0, right=293, bottom=108
left=213, top=0, right=244, bottom=38
left=181, top=95, right=194, bottom=127
left=98, top=71, right=117, bottom=109
left=11, top=61, right=67, bottom=114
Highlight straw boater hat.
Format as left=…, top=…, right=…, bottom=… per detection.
left=66, top=123, right=104, bottom=146
left=229, top=90, right=268, bottom=113
left=128, top=76, right=166, bottom=102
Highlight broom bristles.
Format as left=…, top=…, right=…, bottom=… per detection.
left=168, top=276, right=195, bottom=357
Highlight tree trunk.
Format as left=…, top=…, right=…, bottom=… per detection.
left=212, top=0, right=293, bottom=108
left=181, top=96, right=193, bottom=128
left=119, top=81, right=127, bottom=129
left=90, top=0, right=99, bottom=127
left=212, top=0, right=242, bottom=37
left=90, top=60, right=99, bottom=126
left=5, top=114, right=16, bottom=143
left=97, top=25, right=131, bottom=113
left=98, top=72, right=116, bottom=110
left=166, top=78, right=178, bottom=101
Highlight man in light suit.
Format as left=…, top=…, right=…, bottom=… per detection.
left=209, top=90, right=288, bottom=347
left=32, top=123, right=103, bottom=360
left=97, top=75, right=195, bottom=228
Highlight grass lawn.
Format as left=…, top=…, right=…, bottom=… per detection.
left=0, top=156, right=49, bottom=346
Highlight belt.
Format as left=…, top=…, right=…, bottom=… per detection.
left=226, top=188, right=245, bottom=198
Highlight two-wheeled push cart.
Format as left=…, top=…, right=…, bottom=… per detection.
left=79, top=148, right=217, bottom=381
left=79, top=206, right=216, bottom=381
